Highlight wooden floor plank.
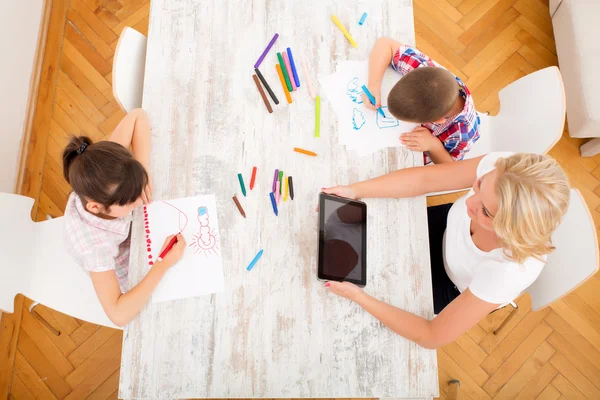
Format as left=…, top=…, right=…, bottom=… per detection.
left=13, top=351, right=58, bottom=400
left=67, top=327, right=118, bottom=368
left=20, top=309, right=74, bottom=379
left=550, top=355, right=600, bottom=399
left=69, top=0, right=118, bottom=44
left=513, top=361, right=558, bottom=399
left=0, top=295, right=25, bottom=399
left=61, top=39, right=111, bottom=95
left=8, top=374, right=35, bottom=400
left=438, top=348, right=491, bottom=400
left=65, top=334, right=122, bottom=392
left=441, top=342, right=489, bottom=386
left=23, top=299, right=77, bottom=357
left=67, top=8, right=113, bottom=60
left=536, top=384, right=561, bottom=400
left=16, top=330, right=71, bottom=399
left=464, top=37, right=521, bottom=91
left=459, top=0, right=518, bottom=46
left=547, top=330, right=600, bottom=391
left=70, top=323, right=101, bottom=347
left=82, top=369, right=120, bottom=400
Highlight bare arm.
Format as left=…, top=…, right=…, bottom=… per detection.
left=368, top=37, right=402, bottom=91
left=428, top=141, right=455, bottom=164
left=362, top=37, right=403, bottom=109
left=349, top=155, right=484, bottom=198
left=329, top=281, right=498, bottom=349
left=109, top=108, right=151, bottom=172
left=90, top=234, right=185, bottom=327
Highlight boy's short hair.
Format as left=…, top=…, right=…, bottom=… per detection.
left=387, top=67, right=459, bottom=123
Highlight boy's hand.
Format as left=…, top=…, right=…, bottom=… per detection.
left=400, top=126, right=440, bottom=152
left=361, top=86, right=382, bottom=111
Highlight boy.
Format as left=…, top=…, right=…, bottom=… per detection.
left=363, top=37, right=480, bottom=164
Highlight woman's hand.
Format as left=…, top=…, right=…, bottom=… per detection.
left=322, top=185, right=357, bottom=199
left=141, top=174, right=153, bottom=205
left=326, top=281, right=364, bottom=302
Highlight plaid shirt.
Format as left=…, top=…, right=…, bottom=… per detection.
left=392, top=44, right=480, bottom=164
left=64, top=192, right=132, bottom=293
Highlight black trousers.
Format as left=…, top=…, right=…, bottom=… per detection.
left=427, top=203, right=461, bottom=314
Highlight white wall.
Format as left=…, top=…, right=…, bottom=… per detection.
left=0, top=0, right=45, bottom=193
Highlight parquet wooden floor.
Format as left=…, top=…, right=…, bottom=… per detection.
left=4, top=0, right=600, bottom=398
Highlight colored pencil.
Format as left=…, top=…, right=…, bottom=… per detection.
left=269, top=192, right=278, bottom=216
left=284, top=176, right=289, bottom=201
left=157, top=234, right=178, bottom=262
left=277, top=53, right=292, bottom=92
left=254, top=33, right=279, bottom=69
left=361, top=85, right=385, bottom=117
left=276, top=64, right=292, bottom=104
left=232, top=194, right=246, bottom=218
left=238, top=173, right=247, bottom=197
left=301, top=59, right=316, bottom=99
left=359, top=12, right=368, bottom=25
left=294, top=147, right=317, bottom=157
left=254, top=68, right=279, bottom=105
left=288, top=176, right=294, bottom=200
left=252, top=74, right=273, bottom=113
left=282, top=52, right=296, bottom=91
left=331, top=15, right=358, bottom=48
left=315, top=96, right=321, bottom=138
left=275, top=181, right=281, bottom=204
left=287, top=47, right=300, bottom=88
left=250, top=166, right=257, bottom=190
left=246, top=249, right=264, bottom=271
left=278, top=170, right=283, bottom=193
left=272, top=169, right=279, bottom=192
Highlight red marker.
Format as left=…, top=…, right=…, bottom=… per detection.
left=157, top=234, right=179, bottom=262
left=250, top=166, right=257, bottom=190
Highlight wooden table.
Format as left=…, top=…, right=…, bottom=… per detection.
left=119, top=0, right=438, bottom=398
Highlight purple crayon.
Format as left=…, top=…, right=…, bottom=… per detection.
left=272, top=169, right=279, bottom=192
left=254, top=33, right=279, bottom=69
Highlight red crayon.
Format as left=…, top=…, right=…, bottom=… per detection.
left=157, top=234, right=179, bottom=262
left=250, top=166, right=257, bottom=190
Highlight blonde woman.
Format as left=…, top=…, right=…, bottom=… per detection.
left=323, top=152, right=570, bottom=349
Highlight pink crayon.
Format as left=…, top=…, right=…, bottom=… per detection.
left=275, top=181, right=281, bottom=204
left=283, top=52, right=297, bottom=91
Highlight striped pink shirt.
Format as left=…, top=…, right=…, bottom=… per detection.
left=63, top=193, right=132, bottom=293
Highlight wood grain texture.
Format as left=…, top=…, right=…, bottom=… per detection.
left=119, top=0, right=438, bottom=398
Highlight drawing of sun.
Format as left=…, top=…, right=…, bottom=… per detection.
left=189, top=206, right=220, bottom=257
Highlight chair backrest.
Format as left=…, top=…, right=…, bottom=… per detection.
left=0, top=193, right=120, bottom=328
left=526, top=189, right=599, bottom=310
left=427, top=67, right=565, bottom=196
left=112, top=27, right=147, bottom=112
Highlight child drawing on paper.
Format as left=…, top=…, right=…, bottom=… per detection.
left=346, top=78, right=364, bottom=104
left=376, top=106, right=400, bottom=129
left=190, top=206, right=220, bottom=256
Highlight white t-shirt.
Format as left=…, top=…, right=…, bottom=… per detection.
left=443, top=152, right=546, bottom=305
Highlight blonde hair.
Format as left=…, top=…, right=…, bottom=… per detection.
left=493, top=153, right=570, bottom=264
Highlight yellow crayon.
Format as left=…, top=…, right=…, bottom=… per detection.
left=331, top=15, right=358, bottom=48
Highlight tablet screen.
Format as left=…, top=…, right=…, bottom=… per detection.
left=318, top=193, right=367, bottom=286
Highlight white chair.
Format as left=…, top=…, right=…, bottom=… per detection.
left=0, top=193, right=120, bottom=329
left=113, top=27, right=147, bottom=112
left=495, top=189, right=598, bottom=334
left=427, top=66, right=565, bottom=196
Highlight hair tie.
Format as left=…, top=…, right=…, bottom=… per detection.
left=77, top=143, right=88, bottom=155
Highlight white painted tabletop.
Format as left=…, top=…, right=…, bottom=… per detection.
left=119, top=0, right=438, bottom=398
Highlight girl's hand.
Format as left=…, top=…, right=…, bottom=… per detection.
left=326, top=281, right=364, bottom=302
left=322, top=185, right=357, bottom=200
left=156, top=234, right=186, bottom=268
left=141, top=174, right=153, bottom=205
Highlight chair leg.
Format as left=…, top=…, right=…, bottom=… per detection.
left=447, top=379, right=460, bottom=400
left=494, top=302, right=518, bottom=335
left=29, top=302, right=61, bottom=336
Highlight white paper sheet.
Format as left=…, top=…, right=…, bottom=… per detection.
left=318, top=60, right=419, bottom=156
left=144, top=194, right=225, bottom=303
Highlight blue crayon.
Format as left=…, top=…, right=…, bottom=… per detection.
left=359, top=12, right=368, bottom=25
left=287, top=47, right=300, bottom=88
left=269, top=192, right=278, bottom=216
left=246, top=249, right=264, bottom=271
left=361, top=85, right=386, bottom=118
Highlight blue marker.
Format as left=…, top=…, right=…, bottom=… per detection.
left=287, top=47, right=300, bottom=88
left=246, top=249, right=264, bottom=271
left=269, top=192, right=278, bottom=216
left=361, top=85, right=386, bottom=118
left=359, top=12, right=368, bottom=26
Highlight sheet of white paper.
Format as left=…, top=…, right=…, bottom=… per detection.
left=144, top=194, right=225, bottom=303
left=318, top=60, right=419, bottom=156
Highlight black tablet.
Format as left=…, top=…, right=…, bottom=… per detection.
left=318, top=193, right=367, bottom=287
